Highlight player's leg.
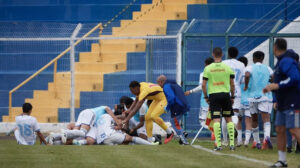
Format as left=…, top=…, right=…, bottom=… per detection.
left=145, top=102, right=155, bottom=141
left=286, top=130, right=293, bottom=153
left=125, top=134, right=159, bottom=145
left=250, top=102, right=261, bottom=149
left=259, top=101, right=272, bottom=150
left=209, top=94, right=222, bottom=150
left=199, top=107, right=208, bottom=129
left=286, top=110, right=300, bottom=144
left=221, top=93, right=235, bottom=150
left=221, top=117, right=228, bottom=146
left=232, top=97, right=241, bottom=146
left=270, top=109, right=288, bottom=167
left=62, top=109, right=94, bottom=143
left=244, top=108, right=252, bottom=147
left=170, top=114, right=189, bottom=145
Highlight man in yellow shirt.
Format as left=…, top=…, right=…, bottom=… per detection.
left=122, top=81, right=174, bottom=144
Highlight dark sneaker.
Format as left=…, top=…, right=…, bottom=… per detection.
left=256, top=143, right=262, bottom=150
left=265, top=136, right=273, bottom=149
left=287, top=146, right=292, bottom=153
left=179, top=135, right=189, bottom=145
left=230, top=146, right=235, bottom=151
left=269, top=161, right=288, bottom=167
left=296, top=142, right=300, bottom=154
left=154, top=135, right=162, bottom=145
left=214, top=147, right=222, bottom=151
left=164, top=132, right=174, bottom=144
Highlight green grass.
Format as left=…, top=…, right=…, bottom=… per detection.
left=0, top=139, right=299, bottom=168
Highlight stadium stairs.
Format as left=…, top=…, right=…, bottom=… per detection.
left=1, top=0, right=207, bottom=122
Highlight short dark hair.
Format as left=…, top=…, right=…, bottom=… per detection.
left=274, top=38, right=287, bottom=51
left=253, top=51, right=265, bottom=60
left=228, top=47, right=239, bottom=58
left=205, top=57, right=214, bottom=65
left=129, top=81, right=140, bottom=88
left=114, top=104, right=124, bottom=116
left=213, top=47, right=222, bottom=57
left=22, top=103, right=32, bottom=113
left=119, top=96, right=134, bottom=107
left=238, top=56, right=248, bottom=67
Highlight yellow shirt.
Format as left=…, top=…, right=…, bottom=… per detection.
left=138, top=82, right=164, bottom=101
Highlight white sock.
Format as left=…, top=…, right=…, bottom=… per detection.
left=147, top=137, right=155, bottom=142
left=50, top=133, right=62, bottom=140
left=53, top=140, right=62, bottom=145
left=245, top=130, right=251, bottom=145
left=237, top=130, right=242, bottom=144
left=232, top=115, right=239, bottom=127
left=278, top=150, right=287, bottom=162
left=133, top=137, right=153, bottom=145
left=65, top=129, right=85, bottom=139
left=263, top=122, right=271, bottom=140
left=222, top=118, right=228, bottom=142
left=252, top=127, right=261, bottom=144
left=166, top=127, right=172, bottom=134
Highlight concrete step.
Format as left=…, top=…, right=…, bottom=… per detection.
left=99, top=42, right=146, bottom=52
left=79, top=52, right=102, bottom=63
left=75, top=62, right=126, bottom=72
left=132, top=11, right=186, bottom=20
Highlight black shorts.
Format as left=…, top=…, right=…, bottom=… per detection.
left=209, top=92, right=233, bottom=119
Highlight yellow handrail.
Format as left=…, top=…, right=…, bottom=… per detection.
left=8, top=23, right=103, bottom=113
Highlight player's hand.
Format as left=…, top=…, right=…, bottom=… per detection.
left=205, top=98, right=209, bottom=104
left=273, top=102, right=277, bottom=111
left=263, top=83, right=279, bottom=93
left=184, top=91, right=191, bottom=96
left=243, top=86, right=248, bottom=91
left=115, top=119, right=122, bottom=127
left=129, top=129, right=135, bottom=134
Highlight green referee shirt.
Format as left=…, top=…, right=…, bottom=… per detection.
left=203, top=62, right=235, bottom=95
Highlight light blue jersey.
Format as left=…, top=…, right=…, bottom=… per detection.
left=91, top=106, right=107, bottom=126
left=247, top=63, right=272, bottom=102
left=199, top=73, right=209, bottom=108
left=240, top=83, right=249, bottom=106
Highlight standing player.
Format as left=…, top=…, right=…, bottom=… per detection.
left=202, top=47, right=236, bottom=150
left=120, top=96, right=148, bottom=140
left=61, top=105, right=120, bottom=144
left=222, top=47, right=245, bottom=147
left=244, top=51, right=273, bottom=150
left=157, top=75, right=190, bottom=145
left=264, top=39, right=300, bottom=167
left=237, top=56, right=253, bottom=147
left=185, top=57, right=214, bottom=131
left=122, top=81, right=174, bottom=144
left=14, top=103, right=47, bottom=145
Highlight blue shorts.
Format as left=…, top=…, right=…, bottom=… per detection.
left=275, top=109, right=300, bottom=129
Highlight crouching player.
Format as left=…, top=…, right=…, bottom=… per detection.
left=60, top=105, right=121, bottom=144
left=157, top=75, right=190, bottom=145
left=13, top=103, right=47, bottom=145
left=120, top=96, right=148, bottom=140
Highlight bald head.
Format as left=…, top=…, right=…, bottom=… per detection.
left=157, top=75, right=167, bottom=87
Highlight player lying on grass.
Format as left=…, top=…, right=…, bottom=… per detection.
left=244, top=51, right=274, bottom=150
left=12, top=103, right=47, bottom=145
left=59, top=105, right=121, bottom=144
left=120, top=96, right=148, bottom=140
left=73, top=107, right=159, bottom=146
left=121, top=81, right=174, bottom=144
left=157, top=75, right=190, bottom=145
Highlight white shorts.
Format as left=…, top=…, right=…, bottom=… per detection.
left=129, top=118, right=146, bottom=135
left=249, top=101, right=273, bottom=114
left=103, top=132, right=126, bottom=145
left=86, top=126, right=97, bottom=140
left=199, top=107, right=209, bottom=120
left=75, top=109, right=95, bottom=127
left=239, top=107, right=251, bottom=118
left=232, top=97, right=241, bottom=110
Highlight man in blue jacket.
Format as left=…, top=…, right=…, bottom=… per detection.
left=263, top=38, right=300, bottom=167
left=157, top=75, right=190, bottom=145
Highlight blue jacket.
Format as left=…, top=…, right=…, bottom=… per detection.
left=163, top=80, right=190, bottom=118
left=274, top=49, right=300, bottom=111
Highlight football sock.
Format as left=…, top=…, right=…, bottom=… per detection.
left=133, top=137, right=152, bottom=145
left=227, top=122, right=235, bottom=147
left=237, top=129, right=242, bottom=144
left=278, top=150, right=287, bottom=162
left=252, top=127, right=261, bottom=144
left=221, top=118, right=228, bottom=143
left=213, top=122, right=221, bottom=147
left=245, top=130, right=252, bottom=145
left=263, top=122, right=271, bottom=139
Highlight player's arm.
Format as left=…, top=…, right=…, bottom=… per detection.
left=130, top=116, right=145, bottom=133
left=244, top=71, right=250, bottom=91
left=36, top=131, right=47, bottom=145
left=185, top=73, right=203, bottom=96
left=202, top=79, right=208, bottom=103
left=105, top=106, right=121, bottom=125
left=127, top=98, right=138, bottom=113
left=124, top=99, right=145, bottom=123
left=230, top=77, right=235, bottom=98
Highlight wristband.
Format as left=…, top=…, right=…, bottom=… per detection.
left=204, top=96, right=208, bottom=99
left=231, top=96, right=235, bottom=99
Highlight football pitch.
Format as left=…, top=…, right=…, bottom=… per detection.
left=0, top=138, right=299, bottom=168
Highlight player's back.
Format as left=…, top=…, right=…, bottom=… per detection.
left=223, top=59, right=245, bottom=87
left=15, top=115, right=39, bottom=145
left=248, top=63, right=271, bottom=99
left=139, top=82, right=165, bottom=101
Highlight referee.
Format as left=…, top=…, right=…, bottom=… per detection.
left=202, top=47, right=236, bottom=151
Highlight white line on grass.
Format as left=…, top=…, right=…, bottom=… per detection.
left=192, top=145, right=273, bottom=167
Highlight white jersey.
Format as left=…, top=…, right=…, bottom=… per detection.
left=223, top=59, right=245, bottom=97
left=96, top=114, right=118, bottom=144
left=15, top=115, right=40, bottom=145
